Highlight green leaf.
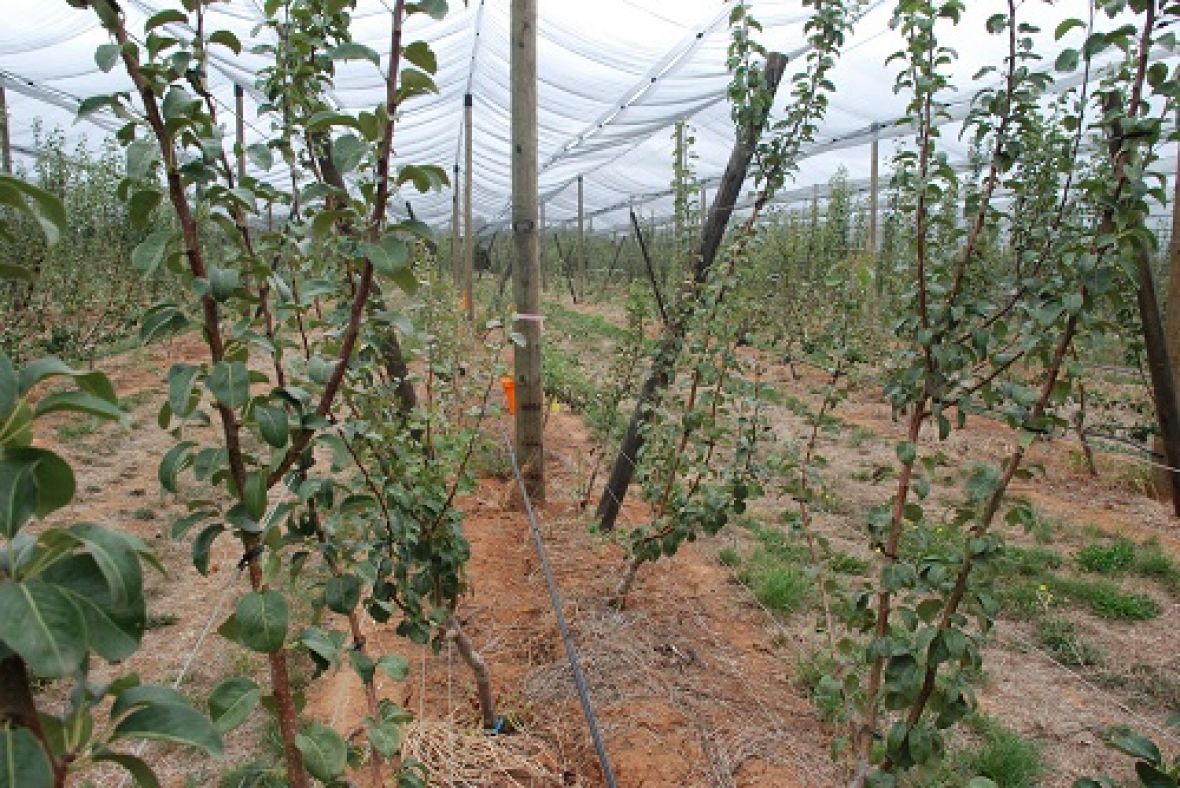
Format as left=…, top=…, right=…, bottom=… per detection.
left=398, top=68, right=437, bottom=97
left=235, top=591, right=288, bottom=653
left=208, top=678, right=260, bottom=734
left=1, top=448, right=74, bottom=518
left=91, top=750, right=161, bottom=788
left=246, top=143, right=273, bottom=172
left=207, top=362, right=250, bottom=409
left=324, top=574, right=361, bottom=614
left=0, top=453, right=39, bottom=538
left=0, top=726, right=53, bottom=788
left=896, top=441, right=916, bottom=465
left=33, top=391, right=125, bottom=423
left=126, top=139, right=158, bottom=180
left=0, top=355, right=15, bottom=417
left=403, top=41, right=437, bottom=73
left=366, top=718, right=403, bottom=759
left=295, top=723, right=347, bottom=782
left=66, top=524, right=142, bottom=608
left=145, top=9, right=188, bottom=30
left=95, top=43, right=121, bottom=72
left=208, top=30, right=242, bottom=55
left=331, top=133, right=367, bottom=174
left=0, top=580, right=87, bottom=677
left=128, top=189, right=162, bottom=230
left=45, top=554, right=144, bottom=663
left=243, top=472, right=267, bottom=521
left=209, top=267, right=240, bottom=302
left=329, top=42, right=380, bottom=66
left=191, top=524, right=224, bottom=576
left=132, top=229, right=174, bottom=276
left=16, top=358, right=117, bottom=402
left=1055, top=18, right=1085, bottom=40
left=254, top=405, right=289, bottom=448
left=407, top=0, right=447, bottom=20
left=158, top=441, right=195, bottom=494
left=1055, top=48, right=1079, bottom=73
left=306, top=111, right=362, bottom=133
left=140, top=304, right=189, bottom=345
left=376, top=654, right=409, bottom=681
left=1109, top=729, right=1162, bottom=764
left=113, top=704, right=223, bottom=757
left=168, top=364, right=201, bottom=419
left=0, top=175, right=68, bottom=246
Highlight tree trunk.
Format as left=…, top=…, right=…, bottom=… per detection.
left=594, top=52, right=788, bottom=532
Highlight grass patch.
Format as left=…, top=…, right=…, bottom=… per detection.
left=1035, top=617, right=1103, bottom=667
left=829, top=551, right=869, bottom=574
left=1134, top=543, right=1180, bottom=594
left=995, top=545, right=1062, bottom=577
left=1076, top=538, right=1136, bottom=574
left=717, top=547, right=741, bottom=567
left=997, top=580, right=1050, bottom=620
left=1049, top=576, right=1160, bottom=620
left=967, top=716, right=1044, bottom=788
left=737, top=549, right=810, bottom=613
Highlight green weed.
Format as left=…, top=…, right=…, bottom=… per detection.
left=1076, top=538, right=1135, bottom=574
left=1035, top=618, right=1103, bottom=667
left=1049, top=577, right=1160, bottom=620
left=966, top=716, right=1044, bottom=788
left=718, top=547, right=741, bottom=567
left=738, top=550, right=810, bottom=613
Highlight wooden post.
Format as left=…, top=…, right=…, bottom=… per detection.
left=700, top=184, right=708, bottom=235
left=868, top=122, right=879, bottom=255
left=234, top=84, right=246, bottom=182
left=595, top=52, right=788, bottom=533
left=464, top=93, right=475, bottom=321
left=539, top=202, right=548, bottom=292
left=674, top=121, right=686, bottom=248
left=511, top=0, right=544, bottom=498
left=451, top=163, right=461, bottom=287
left=577, top=174, right=586, bottom=301
left=0, top=85, right=10, bottom=174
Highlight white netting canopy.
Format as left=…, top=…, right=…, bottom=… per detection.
left=1, top=1, right=1173, bottom=231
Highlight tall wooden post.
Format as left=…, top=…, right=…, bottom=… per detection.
left=511, top=0, right=544, bottom=498
left=868, top=122, right=879, bottom=255
left=577, top=174, right=586, bottom=300
left=464, top=93, right=475, bottom=321
left=0, top=84, right=12, bottom=174
left=674, top=121, right=686, bottom=248
left=451, top=163, right=461, bottom=287
left=539, top=201, right=548, bottom=292
left=234, top=84, right=246, bottom=181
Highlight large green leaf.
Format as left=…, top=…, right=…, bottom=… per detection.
left=0, top=448, right=74, bottom=518
left=0, top=580, right=87, bottom=677
left=294, top=722, right=347, bottom=782
left=44, top=552, right=144, bottom=662
left=91, top=749, right=161, bottom=788
left=111, top=685, right=190, bottom=718
left=65, top=524, right=143, bottom=608
left=191, top=524, right=225, bottom=576
left=33, top=391, right=126, bottom=424
left=323, top=574, right=361, bottom=615
left=207, top=362, right=250, bottom=410
left=0, top=453, right=38, bottom=538
left=131, top=230, right=175, bottom=277
left=235, top=591, right=288, bottom=653
left=16, top=358, right=117, bottom=402
left=0, top=725, right=53, bottom=788
left=112, top=704, right=224, bottom=757
left=0, top=355, right=17, bottom=417
left=158, top=441, right=195, bottom=494
left=253, top=404, right=289, bottom=448
left=0, top=175, right=67, bottom=247
left=208, top=678, right=260, bottom=734
left=140, top=304, right=189, bottom=345
left=167, top=364, right=202, bottom=419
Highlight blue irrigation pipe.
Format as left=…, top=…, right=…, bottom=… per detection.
left=498, top=424, right=619, bottom=788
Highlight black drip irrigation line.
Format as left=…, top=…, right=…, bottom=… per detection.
left=497, top=424, right=619, bottom=788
